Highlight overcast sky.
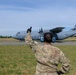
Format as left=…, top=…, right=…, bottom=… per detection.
left=0, top=0, right=76, bottom=36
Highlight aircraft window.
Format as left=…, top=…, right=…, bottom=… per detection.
left=16, top=32, right=20, bottom=36
left=17, top=32, right=20, bottom=34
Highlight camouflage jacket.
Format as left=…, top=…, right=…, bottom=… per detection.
left=25, top=32, right=70, bottom=74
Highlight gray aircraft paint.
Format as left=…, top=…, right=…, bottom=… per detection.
left=12, top=25, right=76, bottom=42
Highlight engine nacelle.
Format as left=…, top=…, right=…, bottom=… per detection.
left=39, top=36, right=56, bottom=43
left=39, top=36, right=44, bottom=42
left=51, top=36, right=56, bottom=43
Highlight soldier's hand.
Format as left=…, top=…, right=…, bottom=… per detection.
left=27, top=27, right=32, bottom=33
left=57, top=71, right=64, bottom=75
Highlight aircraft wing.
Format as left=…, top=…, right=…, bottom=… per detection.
left=49, top=27, right=65, bottom=33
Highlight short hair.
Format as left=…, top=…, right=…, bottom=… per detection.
left=44, top=32, right=53, bottom=43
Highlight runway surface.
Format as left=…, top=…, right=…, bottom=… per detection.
left=0, top=41, right=76, bottom=46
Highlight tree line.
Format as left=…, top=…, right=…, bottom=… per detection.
left=0, top=36, right=12, bottom=38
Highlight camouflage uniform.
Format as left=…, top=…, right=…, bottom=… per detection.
left=25, top=32, right=70, bottom=75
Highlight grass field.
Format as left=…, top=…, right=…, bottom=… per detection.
left=0, top=37, right=76, bottom=42
left=0, top=38, right=19, bottom=42
left=0, top=45, right=76, bottom=75
left=64, top=37, right=76, bottom=41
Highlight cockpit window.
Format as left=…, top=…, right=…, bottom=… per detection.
left=16, top=32, right=20, bottom=36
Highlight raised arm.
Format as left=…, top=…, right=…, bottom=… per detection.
left=25, top=27, right=34, bottom=46
left=25, top=27, right=38, bottom=52
left=25, top=32, right=35, bottom=47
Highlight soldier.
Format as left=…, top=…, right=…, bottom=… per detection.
left=25, top=27, right=70, bottom=75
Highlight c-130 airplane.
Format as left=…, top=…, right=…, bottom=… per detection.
left=12, top=25, right=76, bottom=42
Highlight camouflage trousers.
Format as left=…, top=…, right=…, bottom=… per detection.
left=35, top=71, right=58, bottom=75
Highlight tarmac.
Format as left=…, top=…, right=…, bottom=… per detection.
left=0, top=41, right=76, bottom=46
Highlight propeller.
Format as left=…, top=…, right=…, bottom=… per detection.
left=38, top=27, right=43, bottom=34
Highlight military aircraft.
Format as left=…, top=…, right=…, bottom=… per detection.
left=12, top=25, right=76, bottom=42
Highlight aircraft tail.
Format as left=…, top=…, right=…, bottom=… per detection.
left=71, top=25, right=76, bottom=31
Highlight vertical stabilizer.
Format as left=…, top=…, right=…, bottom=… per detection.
left=71, top=25, right=76, bottom=30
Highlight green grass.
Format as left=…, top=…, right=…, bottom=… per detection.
left=0, top=38, right=19, bottom=42
left=58, top=46, right=76, bottom=75
left=0, top=45, right=76, bottom=75
left=64, top=37, right=76, bottom=41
